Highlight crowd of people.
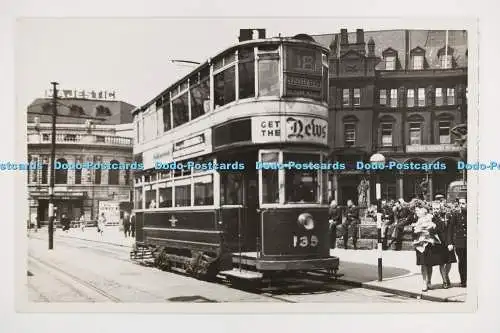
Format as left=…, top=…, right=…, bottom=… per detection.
left=328, top=196, right=467, bottom=291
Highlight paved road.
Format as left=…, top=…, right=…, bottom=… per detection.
left=26, top=234, right=430, bottom=303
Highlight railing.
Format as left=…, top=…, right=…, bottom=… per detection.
left=28, top=133, right=133, bottom=146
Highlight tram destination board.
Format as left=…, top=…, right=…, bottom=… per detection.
left=284, top=45, right=324, bottom=99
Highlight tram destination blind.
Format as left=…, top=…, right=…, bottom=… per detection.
left=284, top=46, right=324, bottom=100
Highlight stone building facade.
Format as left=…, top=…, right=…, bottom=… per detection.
left=312, top=29, right=468, bottom=204
left=27, top=98, right=136, bottom=224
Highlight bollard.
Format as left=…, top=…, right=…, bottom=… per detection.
left=376, top=212, right=383, bottom=281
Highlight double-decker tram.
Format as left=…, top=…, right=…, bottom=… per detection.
left=130, top=33, right=340, bottom=283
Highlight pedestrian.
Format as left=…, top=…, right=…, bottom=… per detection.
left=79, top=213, right=85, bottom=232
left=342, top=200, right=360, bottom=249
left=130, top=212, right=136, bottom=238
left=97, top=212, right=106, bottom=235
left=448, top=198, right=467, bottom=287
left=328, top=200, right=342, bottom=249
left=412, top=201, right=444, bottom=292
left=433, top=203, right=457, bottom=289
left=390, top=199, right=413, bottom=250
left=380, top=200, right=394, bottom=250
left=61, top=213, right=70, bottom=232
left=122, top=212, right=131, bottom=238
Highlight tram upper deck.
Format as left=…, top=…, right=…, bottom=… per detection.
left=132, top=35, right=330, bottom=158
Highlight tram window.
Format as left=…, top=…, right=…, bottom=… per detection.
left=145, top=189, right=156, bottom=209
left=158, top=186, right=172, bottom=208
left=284, top=153, right=320, bottom=203
left=134, top=188, right=143, bottom=209
left=220, top=173, right=243, bottom=205
left=214, top=67, right=236, bottom=108
left=175, top=185, right=191, bottom=207
left=258, top=58, right=280, bottom=97
left=190, top=79, right=210, bottom=120
left=162, top=99, right=171, bottom=131
left=261, top=152, right=279, bottom=203
left=172, top=93, right=189, bottom=127
left=322, top=66, right=329, bottom=103
left=239, top=48, right=255, bottom=99
left=194, top=175, right=214, bottom=206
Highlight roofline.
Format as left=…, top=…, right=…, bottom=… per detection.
left=132, top=36, right=329, bottom=116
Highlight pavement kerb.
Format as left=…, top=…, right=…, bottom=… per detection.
left=335, top=276, right=461, bottom=302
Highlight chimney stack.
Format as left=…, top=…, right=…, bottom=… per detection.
left=340, top=29, right=348, bottom=45
left=356, top=29, right=364, bottom=44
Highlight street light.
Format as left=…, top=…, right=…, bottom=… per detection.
left=369, top=152, right=386, bottom=282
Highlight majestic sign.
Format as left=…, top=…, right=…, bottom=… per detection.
left=172, top=130, right=212, bottom=160
left=252, top=116, right=327, bottom=145
left=45, top=89, right=116, bottom=100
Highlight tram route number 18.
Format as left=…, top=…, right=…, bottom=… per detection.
left=292, top=235, right=319, bottom=248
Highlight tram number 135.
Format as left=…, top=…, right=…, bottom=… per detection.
left=292, top=235, right=319, bottom=248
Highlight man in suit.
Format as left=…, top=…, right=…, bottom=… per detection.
left=380, top=200, right=394, bottom=250
left=448, top=198, right=467, bottom=287
left=328, top=200, right=343, bottom=249
left=343, top=200, right=360, bottom=250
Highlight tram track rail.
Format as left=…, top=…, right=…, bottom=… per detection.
left=28, top=253, right=122, bottom=302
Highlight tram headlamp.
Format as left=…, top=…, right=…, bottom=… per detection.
left=297, top=213, right=315, bottom=230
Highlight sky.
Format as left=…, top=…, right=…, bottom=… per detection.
left=16, top=17, right=474, bottom=112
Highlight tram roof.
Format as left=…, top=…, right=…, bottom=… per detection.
left=131, top=36, right=330, bottom=116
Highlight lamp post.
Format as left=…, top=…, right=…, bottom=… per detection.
left=48, top=82, right=58, bottom=250
left=369, top=152, right=386, bottom=281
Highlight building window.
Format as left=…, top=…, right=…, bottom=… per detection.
left=435, top=88, right=443, bottom=106
left=418, top=88, right=426, bottom=107
left=74, top=157, right=82, bottom=184
left=353, top=88, right=361, bottom=106
left=413, top=55, right=424, bottom=70
left=55, top=158, right=68, bottom=184
left=390, top=89, right=398, bottom=108
left=41, top=163, right=48, bottom=184
left=258, top=57, right=280, bottom=97
left=343, top=89, right=350, bottom=106
left=381, top=123, right=393, bottom=146
left=439, top=121, right=451, bottom=144
left=385, top=56, right=396, bottom=70
left=238, top=47, right=255, bottom=99
left=94, top=167, right=101, bottom=185
left=95, top=105, right=111, bottom=117
left=108, top=160, right=120, bottom=185
left=409, top=123, right=422, bottom=145
left=96, top=135, right=105, bottom=143
left=42, top=134, right=50, bottom=141
left=407, top=89, right=415, bottom=107
left=344, top=123, right=356, bottom=145
left=447, top=88, right=455, bottom=105
left=379, top=89, right=387, bottom=105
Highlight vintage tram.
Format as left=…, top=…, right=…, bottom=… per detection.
left=130, top=33, right=339, bottom=283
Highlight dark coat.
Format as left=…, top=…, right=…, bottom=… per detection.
left=345, top=206, right=360, bottom=225
left=448, top=209, right=467, bottom=249
left=328, top=206, right=343, bottom=225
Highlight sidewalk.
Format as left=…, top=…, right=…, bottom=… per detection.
left=331, top=248, right=467, bottom=302
left=51, top=226, right=135, bottom=248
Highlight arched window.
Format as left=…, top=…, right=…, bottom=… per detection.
left=410, top=47, right=426, bottom=70
left=382, top=48, right=398, bottom=70
left=55, top=158, right=68, bottom=184
left=108, top=160, right=120, bottom=185
left=437, top=46, right=454, bottom=69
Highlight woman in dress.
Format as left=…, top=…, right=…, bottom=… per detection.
left=433, top=203, right=457, bottom=289
left=411, top=201, right=444, bottom=292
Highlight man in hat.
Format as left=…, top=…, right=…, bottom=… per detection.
left=448, top=198, right=467, bottom=287
left=380, top=200, right=394, bottom=250
left=391, top=198, right=412, bottom=250
left=343, top=200, right=360, bottom=249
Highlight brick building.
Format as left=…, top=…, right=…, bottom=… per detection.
left=312, top=29, right=467, bottom=204
left=26, top=97, right=136, bottom=224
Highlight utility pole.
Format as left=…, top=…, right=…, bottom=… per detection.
left=48, top=82, right=58, bottom=250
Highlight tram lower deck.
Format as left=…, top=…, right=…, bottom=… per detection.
left=131, top=148, right=339, bottom=281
